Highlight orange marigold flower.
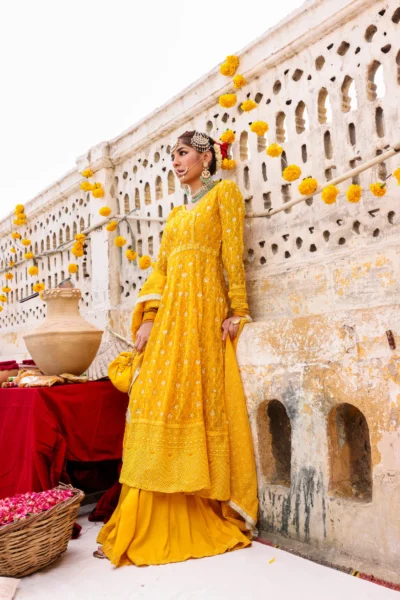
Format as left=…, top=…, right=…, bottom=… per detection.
left=126, top=249, right=137, bottom=261
left=99, top=206, right=112, bottom=217
left=266, top=143, right=283, bottom=157
left=21, top=238, right=31, bottom=247
left=346, top=184, right=362, bottom=203
left=139, top=255, right=151, bottom=269
left=219, top=94, right=237, bottom=108
left=28, top=266, right=39, bottom=276
left=5, top=273, right=13, bottom=280
left=321, top=185, right=339, bottom=205
left=221, top=159, right=236, bottom=170
left=241, top=100, right=257, bottom=112
left=250, top=121, right=269, bottom=136
left=370, top=182, right=386, bottom=197
left=283, top=165, right=302, bottom=182
left=80, top=181, right=95, bottom=192
left=106, top=221, right=118, bottom=232
left=220, top=130, right=236, bottom=144
left=68, top=263, right=79, bottom=274
left=298, top=177, right=318, bottom=196
left=233, top=74, right=247, bottom=89
left=114, top=236, right=127, bottom=247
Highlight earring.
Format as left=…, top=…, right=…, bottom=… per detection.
left=200, top=162, right=212, bottom=184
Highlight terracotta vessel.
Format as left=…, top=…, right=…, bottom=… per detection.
left=24, top=288, right=103, bottom=376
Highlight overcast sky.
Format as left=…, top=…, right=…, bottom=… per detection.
left=0, top=0, right=303, bottom=220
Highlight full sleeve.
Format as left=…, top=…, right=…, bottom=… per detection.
left=218, top=180, right=251, bottom=320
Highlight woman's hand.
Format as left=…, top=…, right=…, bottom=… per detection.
left=221, top=317, right=241, bottom=342
left=134, top=321, right=154, bottom=353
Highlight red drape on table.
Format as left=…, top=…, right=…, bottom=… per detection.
left=0, top=381, right=128, bottom=500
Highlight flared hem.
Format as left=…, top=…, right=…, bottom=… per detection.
left=97, top=484, right=251, bottom=568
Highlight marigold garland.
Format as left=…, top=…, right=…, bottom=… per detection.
left=139, top=255, right=151, bottom=269
left=21, top=239, right=31, bottom=247
left=10, top=248, right=16, bottom=254
left=233, top=74, right=247, bottom=89
left=28, top=266, right=39, bottom=276
left=321, top=185, right=339, bottom=205
left=14, top=204, right=25, bottom=214
left=220, top=130, right=236, bottom=144
left=11, top=232, right=21, bottom=240
left=71, top=243, right=84, bottom=258
left=33, top=282, right=45, bottom=293
left=241, top=100, right=257, bottom=112
left=2, top=287, right=11, bottom=294
left=298, top=177, right=318, bottom=196
left=126, top=249, right=137, bottom=261
left=250, top=121, right=269, bottom=136
left=74, top=233, right=86, bottom=243
left=5, top=273, right=13, bottom=280
left=80, top=181, right=95, bottom=192
left=370, top=182, right=386, bottom=197
left=219, top=94, right=237, bottom=108
left=346, top=184, right=362, bottom=203
left=222, top=159, right=236, bottom=170
left=266, top=143, right=283, bottom=157
left=68, top=263, right=79, bottom=274
left=24, top=252, right=34, bottom=260
left=106, top=221, right=118, bottom=232
left=13, top=217, right=27, bottom=226
left=0, top=295, right=7, bottom=303
left=92, top=187, right=105, bottom=199
left=114, top=236, right=127, bottom=247
left=394, top=167, right=400, bottom=184
left=81, top=168, right=93, bottom=178
left=283, top=165, right=302, bottom=182
left=99, top=206, right=112, bottom=217
left=220, top=55, right=239, bottom=77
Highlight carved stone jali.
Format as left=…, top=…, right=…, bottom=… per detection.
left=23, top=288, right=103, bottom=375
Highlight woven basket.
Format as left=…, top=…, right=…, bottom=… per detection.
left=0, top=485, right=85, bottom=578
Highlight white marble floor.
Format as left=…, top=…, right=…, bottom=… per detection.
left=16, top=515, right=398, bottom=600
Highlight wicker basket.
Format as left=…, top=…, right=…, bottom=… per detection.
left=0, top=485, right=85, bottom=578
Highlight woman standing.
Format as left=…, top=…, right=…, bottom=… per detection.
left=96, top=130, right=258, bottom=566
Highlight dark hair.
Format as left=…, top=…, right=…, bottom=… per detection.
left=177, top=131, right=217, bottom=176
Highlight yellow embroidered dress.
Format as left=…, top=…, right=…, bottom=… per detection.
left=98, top=180, right=258, bottom=566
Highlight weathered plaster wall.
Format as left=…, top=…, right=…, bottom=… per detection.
left=1, top=0, right=399, bottom=581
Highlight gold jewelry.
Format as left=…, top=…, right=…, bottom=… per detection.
left=201, top=162, right=211, bottom=180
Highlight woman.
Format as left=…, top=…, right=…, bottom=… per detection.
left=96, top=130, right=258, bottom=566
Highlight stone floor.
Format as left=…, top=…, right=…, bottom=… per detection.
left=16, top=512, right=399, bottom=600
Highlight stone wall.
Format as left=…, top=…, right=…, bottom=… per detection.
left=1, top=0, right=399, bottom=581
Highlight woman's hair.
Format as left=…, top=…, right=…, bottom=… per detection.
left=177, top=131, right=217, bottom=176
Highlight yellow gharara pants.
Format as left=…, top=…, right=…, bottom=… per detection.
left=97, top=485, right=251, bottom=567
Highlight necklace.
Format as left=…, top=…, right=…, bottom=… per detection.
left=190, top=180, right=217, bottom=203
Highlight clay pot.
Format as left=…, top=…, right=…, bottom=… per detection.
left=24, top=288, right=103, bottom=376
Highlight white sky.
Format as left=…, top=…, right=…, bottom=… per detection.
left=0, top=0, right=303, bottom=220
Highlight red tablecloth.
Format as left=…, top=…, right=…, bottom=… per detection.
left=0, top=381, right=128, bottom=500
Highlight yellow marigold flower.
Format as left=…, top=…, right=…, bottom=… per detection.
left=5, top=273, right=13, bottom=280
left=92, top=187, right=105, bottom=199
left=9, top=261, right=15, bottom=267
left=0, top=295, right=7, bottom=303
left=71, top=243, right=84, bottom=258
left=126, top=249, right=137, bottom=261
left=81, top=168, right=93, bottom=178
left=106, top=221, right=118, bottom=232
left=321, top=185, right=339, bottom=205
left=233, top=74, right=247, bottom=89
left=346, top=184, right=362, bottom=203
left=68, top=263, right=79, bottom=274
left=219, top=94, right=237, bottom=108
left=266, top=143, right=283, bottom=157
left=80, top=181, right=95, bottom=192
left=75, top=233, right=86, bottom=242
left=250, top=121, right=269, bottom=136
left=99, top=206, right=112, bottom=217
left=93, top=182, right=102, bottom=189
left=220, top=130, right=236, bottom=144
left=33, top=282, right=45, bottom=293
left=21, top=238, right=31, bottom=247
left=28, top=266, right=39, bottom=276
left=13, top=218, right=27, bottom=226
left=298, top=177, right=318, bottom=196
left=283, top=165, right=302, bottom=182
left=0, top=306, right=3, bottom=312
left=24, top=252, right=34, bottom=260
left=393, top=167, right=400, bottom=184
left=220, top=55, right=239, bottom=77
left=11, top=232, right=21, bottom=240
left=114, top=236, right=127, bottom=247
left=222, top=159, right=236, bottom=170
left=14, top=204, right=25, bottom=214
left=2, top=287, right=12, bottom=294
left=370, top=182, right=386, bottom=197
left=241, top=99, right=257, bottom=112
left=10, top=247, right=16, bottom=254
left=139, top=255, right=151, bottom=270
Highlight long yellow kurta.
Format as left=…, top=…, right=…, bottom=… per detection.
left=98, top=180, right=258, bottom=566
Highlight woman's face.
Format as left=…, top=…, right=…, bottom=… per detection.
left=171, top=142, right=211, bottom=184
